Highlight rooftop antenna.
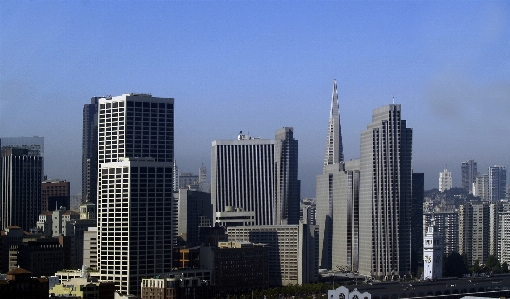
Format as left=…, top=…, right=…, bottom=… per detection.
left=392, top=96, right=395, bottom=104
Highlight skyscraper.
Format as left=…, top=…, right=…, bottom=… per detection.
left=323, top=79, right=344, bottom=168
left=459, top=201, right=489, bottom=266
left=489, top=165, right=507, bottom=201
left=439, top=169, right=452, bottom=192
left=211, top=128, right=299, bottom=226
left=1, top=147, right=43, bottom=231
left=82, top=97, right=100, bottom=203
left=96, top=93, right=174, bottom=295
left=359, top=104, right=413, bottom=278
left=461, top=160, right=477, bottom=194
left=316, top=80, right=351, bottom=270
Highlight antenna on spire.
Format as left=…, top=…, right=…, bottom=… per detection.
left=392, top=96, right=395, bottom=104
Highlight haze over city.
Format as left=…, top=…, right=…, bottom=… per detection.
left=1, top=1, right=509, bottom=197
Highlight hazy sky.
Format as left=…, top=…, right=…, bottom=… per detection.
left=1, top=1, right=509, bottom=197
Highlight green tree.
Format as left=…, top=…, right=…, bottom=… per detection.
left=444, top=252, right=468, bottom=277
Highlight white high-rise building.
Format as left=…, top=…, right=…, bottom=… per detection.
left=359, top=104, right=413, bottom=279
left=211, top=128, right=300, bottom=226
left=96, top=94, right=174, bottom=295
left=439, top=169, right=452, bottom=192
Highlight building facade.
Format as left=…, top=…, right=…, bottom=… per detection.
left=423, top=211, right=459, bottom=256
left=461, top=160, right=478, bottom=194
left=459, top=201, right=489, bottom=266
left=489, top=165, right=507, bottom=201
left=97, top=94, right=174, bottom=295
left=82, top=97, right=100, bottom=204
left=175, top=189, right=212, bottom=247
left=1, top=147, right=43, bottom=231
left=439, top=169, right=452, bottom=192
left=42, top=179, right=70, bottom=212
left=359, top=104, right=413, bottom=279
left=211, top=128, right=300, bottom=226
left=226, top=223, right=318, bottom=286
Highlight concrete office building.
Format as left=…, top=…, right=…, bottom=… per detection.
left=439, top=169, right=452, bottom=192
left=459, top=201, right=489, bottom=266
left=474, top=174, right=489, bottom=200
left=82, top=97, right=100, bottom=204
left=423, top=211, right=459, bottom=256
left=83, top=226, right=98, bottom=270
left=489, top=165, right=507, bottom=201
left=212, top=127, right=300, bottom=226
left=42, top=179, right=70, bottom=212
left=461, top=160, right=478, bottom=194
left=97, top=94, right=174, bottom=295
left=227, top=223, right=318, bottom=286
left=215, top=206, right=255, bottom=227
left=316, top=79, right=347, bottom=270
left=359, top=104, right=413, bottom=279
left=175, top=189, right=212, bottom=247
left=1, top=147, right=43, bottom=231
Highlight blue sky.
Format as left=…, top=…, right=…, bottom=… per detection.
left=1, top=1, right=509, bottom=197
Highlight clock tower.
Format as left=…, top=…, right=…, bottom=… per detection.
left=423, top=216, right=443, bottom=280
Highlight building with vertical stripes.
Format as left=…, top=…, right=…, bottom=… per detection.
left=211, top=127, right=299, bottom=226
left=97, top=93, right=174, bottom=295
left=359, top=104, right=413, bottom=279
left=1, top=147, right=43, bottom=231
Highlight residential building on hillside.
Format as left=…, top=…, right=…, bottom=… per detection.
left=439, top=169, right=452, bottom=192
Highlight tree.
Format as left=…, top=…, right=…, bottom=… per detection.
left=444, top=252, right=468, bottom=277
left=502, top=262, right=509, bottom=273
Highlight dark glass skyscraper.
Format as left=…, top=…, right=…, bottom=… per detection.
left=82, top=97, right=100, bottom=203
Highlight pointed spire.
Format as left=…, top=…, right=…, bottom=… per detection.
left=323, top=79, right=344, bottom=170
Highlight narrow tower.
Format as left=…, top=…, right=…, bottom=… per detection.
left=323, top=79, right=344, bottom=169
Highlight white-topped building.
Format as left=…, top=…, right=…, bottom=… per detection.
left=423, top=218, right=443, bottom=280
left=439, top=169, right=452, bottom=192
left=97, top=94, right=174, bottom=296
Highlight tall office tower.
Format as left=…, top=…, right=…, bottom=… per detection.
left=97, top=94, right=174, bottom=295
left=474, top=174, right=489, bottom=200
left=359, top=104, right=413, bottom=279
left=461, top=160, right=477, bottom=194
left=323, top=79, right=344, bottom=168
left=459, top=201, right=489, bottom=267
left=275, top=127, right=300, bottom=225
left=316, top=80, right=348, bottom=270
left=82, top=97, right=100, bottom=203
left=489, top=165, right=507, bottom=201
left=316, top=159, right=360, bottom=271
left=1, top=148, right=43, bottom=231
left=211, top=128, right=300, bottom=226
left=439, top=169, right=452, bottom=192
left=411, top=173, right=424, bottom=275
left=489, top=202, right=506, bottom=257
left=423, top=211, right=459, bottom=256
left=42, top=179, right=70, bottom=212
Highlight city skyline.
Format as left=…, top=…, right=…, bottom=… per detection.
left=1, top=2, right=510, bottom=198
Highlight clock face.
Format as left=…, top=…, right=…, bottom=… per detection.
left=425, top=255, right=431, bottom=263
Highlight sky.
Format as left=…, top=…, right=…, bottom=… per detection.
left=1, top=1, right=509, bottom=198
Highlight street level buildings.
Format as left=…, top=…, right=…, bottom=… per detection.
left=97, top=94, right=174, bottom=295
left=226, top=223, right=318, bottom=286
